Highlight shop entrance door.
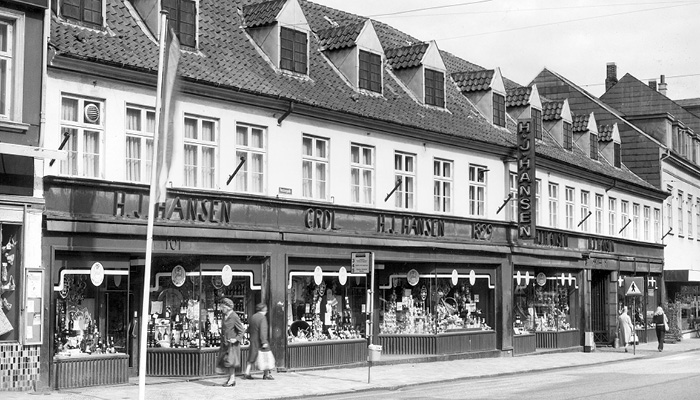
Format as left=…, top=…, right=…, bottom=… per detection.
left=591, top=270, right=608, bottom=344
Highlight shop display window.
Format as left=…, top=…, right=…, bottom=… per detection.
left=617, top=275, right=652, bottom=330
left=287, top=275, right=366, bottom=342
left=1, top=224, right=20, bottom=341
left=380, top=271, right=494, bottom=335
left=514, top=274, right=579, bottom=334
left=644, top=280, right=659, bottom=329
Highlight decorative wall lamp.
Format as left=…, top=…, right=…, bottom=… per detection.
left=577, top=211, right=592, bottom=227
left=618, top=218, right=631, bottom=234
left=384, top=177, right=402, bottom=202
left=496, top=193, right=513, bottom=214
left=225, top=156, right=247, bottom=185
left=49, top=130, right=73, bottom=167
left=661, top=227, right=673, bottom=240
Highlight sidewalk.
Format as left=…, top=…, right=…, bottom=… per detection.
left=10, top=337, right=700, bottom=400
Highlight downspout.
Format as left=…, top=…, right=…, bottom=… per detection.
left=37, top=1, right=51, bottom=197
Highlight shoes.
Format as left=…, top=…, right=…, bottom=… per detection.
left=243, top=375, right=254, bottom=380
left=263, top=374, right=274, bottom=380
left=624, top=348, right=628, bottom=353
left=223, top=380, right=236, bottom=387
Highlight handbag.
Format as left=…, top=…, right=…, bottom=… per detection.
left=219, top=343, right=240, bottom=368
left=0, top=307, right=13, bottom=336
left=255, top=349, right=275, bottom=371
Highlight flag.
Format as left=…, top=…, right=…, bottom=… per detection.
left=154, top=20, right=181, bottom=204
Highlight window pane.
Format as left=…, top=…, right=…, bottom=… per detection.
left=234, top=150, right=248, bottom=192
left=146, top=111, right=156, bottom=133
left=83, top=130, right=100, bottom=178
left=62, top=98, right=79, bottom=121
left=362, top=148, right=372, bottom=165
left=302, top=160, right=312, bottom=197
left=126, top=108, right=141, bottom=131
left=251, top=153, right=263, bottom=193
left=315, top=139, right=326, bottom=158
left=184, top=144, right=197, bottom=186
left=202, top=147, right=215, bottom=188
left=316, top=163, right=326, bottom=199
left=202, top=120, right=214, bottom=142
left=0, top=60, right=6, bottom=116
left=302, top=137, right=312, bottom=156
left=251, top=128, right=263, bottom=148
left=362, top=170, right=372, bottom=204
left=351, top=146, right=359, bottom=164
left=126, top=136, right=141, bottom=181
left=184, top=118, right=197, bottom=139
left=405, top=156, right=413, bottom=172
left=236, top=125, right=248, bottom=146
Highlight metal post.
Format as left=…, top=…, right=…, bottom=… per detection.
left=633, top=298, right=636, bottom=355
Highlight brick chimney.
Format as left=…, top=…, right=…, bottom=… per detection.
left=605, top=62, right=618, bottom=92
left=649, top=80, right=657, bottom=91
left=658, top=75, right=668, bottom=96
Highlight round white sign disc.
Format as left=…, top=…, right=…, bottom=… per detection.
left=90, top=262, right=104, bottom=286
left=221, top=264, right=233, bottom=287
left=314, top=266, right=323, bottom=285
left=339, top=267, right=348, bottom=286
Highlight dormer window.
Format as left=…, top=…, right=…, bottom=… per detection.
left=359, top=50, right=382, bottom=93
left=563, top=121, right=573, bottom=151
left=590, top=133, right=599, bottom=160
left=280, top=27, right=307, bottom=74
left=614, top=142, right=621, bottom=168
left=162, top=0, right=196, bottom=48
left=425, top=68, right=444, bottom=108
left=532, top=108, right=542, bottom=140
left=62, top=0, right=103, bottom=27
left=493, top=93, right=505, bottom=127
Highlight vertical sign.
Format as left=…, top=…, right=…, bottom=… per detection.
left=22, top=269, right=44, bottom=345
left=517, top=119, right=537, bottom=239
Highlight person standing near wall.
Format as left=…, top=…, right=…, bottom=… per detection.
left=653, top=306, right=669, bottom=352
left=243, top=303, right=273, bottom=380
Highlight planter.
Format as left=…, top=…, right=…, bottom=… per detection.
left=146, top=346, right=249, bottom=376
left=53, top=353, right=129, bottom=389
left=535, top=329, right=580, bottom=349
left=286, top=339, right=366, bottom=369
left=513, top=333, right=536, bottom=355
left=379, top=330, right=496, bottom=355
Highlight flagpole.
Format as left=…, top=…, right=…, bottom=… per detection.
left=139, top=12, right=169, bottom=400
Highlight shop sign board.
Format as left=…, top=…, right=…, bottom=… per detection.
left=351, top=252, right=372, bottom=274
left=624, top=277, right=644, bottom=297
left=517, top=119, right=536, bottom=239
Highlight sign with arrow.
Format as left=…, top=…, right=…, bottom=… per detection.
left=624, top=277, right=644, bottom=297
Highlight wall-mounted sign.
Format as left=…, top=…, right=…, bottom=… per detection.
left=313, top=266, right=323, bottom=285
left=517, top=119, right=536, bottom=239
left=624, top=277, right=644, bottom=297
left=304, top=208, right=336, bottom=231
left=172, top=265, right=186, bottom=287
left=221, top=265, right=233, bottom=286
left=469, top=270, right=476, bottom=286
left=90, top=262, right=104, bottom=286
left=339, top=267, right=348, bottom=286
left=407, top=269, right=420, bottom=286
left=278, top=187, right=292, bottom=195
left=377, top=214, right=445, bottom=237
left=351, top=252, right=371, bottom=274
left=536, top=272, right=547, bottom=287
left=451, top=270, right=459, bottom=286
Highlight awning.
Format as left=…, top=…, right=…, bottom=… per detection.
left=664, top=269, right=700, bottom=282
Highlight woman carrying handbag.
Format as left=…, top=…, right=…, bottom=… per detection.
left=244, top=303, right=274, bottom=380
left=218, top=298, right=244, bottom=387
left=653, top=306, right=669, bottom=352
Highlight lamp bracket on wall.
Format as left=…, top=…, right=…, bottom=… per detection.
left=49, top=130, right=72, bottom=167
left=577, top=211, right=592, bottom=227
left=384, top=177, right=402, bottom=202
left=496, top=193, right=513, bottom=215
left=618, top=218, right=632, bottom=234
left=226, top=156, right=247, bottom=185
left=661, top=227, right=673, bottom=240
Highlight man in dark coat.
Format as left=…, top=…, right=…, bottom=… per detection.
left=219, top=298, right=244, bottom=387
left=243, top=303, right=273, bottom=380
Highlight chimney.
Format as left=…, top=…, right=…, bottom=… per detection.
left=658, top=75, right=668, bottom=96
left=649, top=80, right=657, bottom=91
left=605, top=62, right=618, bottom=92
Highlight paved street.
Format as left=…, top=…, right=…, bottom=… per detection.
left=5, top=337, right=700, bottom=400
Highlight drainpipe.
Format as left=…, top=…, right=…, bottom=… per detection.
left=37, top=1, right=51, bottom=198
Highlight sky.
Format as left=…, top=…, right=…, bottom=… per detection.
left=312, top=0, right=700, bottom=101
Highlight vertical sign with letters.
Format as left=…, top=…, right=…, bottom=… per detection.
left=517, top=119, right=537, bottom=239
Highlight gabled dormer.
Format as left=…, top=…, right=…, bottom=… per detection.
left=132, top=0, right=198, bottom=48
left=317, top=20, right=384, bottom=94
left=452, top=68, right=506, bottom=127
left=506, top=85, right=542, bottom=139
left=572, top=112, right=600, bottom=160
left=599, top=122, right=621, bottom=168
left=53, top=0, right=105, bottom=29
left=242, top=0, right=310, bottom=75
left=542, top=99, right=572, bottom=150
left=385, top=41, right=446, bottom=108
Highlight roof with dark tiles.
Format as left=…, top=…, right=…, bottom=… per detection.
left=49, top=0, right=661, bottom=194
left=242, top=0, right=286, bottom=28
left=452, top=70, right=494, bottom=93
left=572, top=114, right=589, bottom=132
left=598, top=124, right=614, bottom=142
left=542, top=101, right=563, bottom=121
left=506, top=86, right=532, bottom=107
left=385, top=42, right=429, bottom=70
left=317, top=22, right=364, bottom=51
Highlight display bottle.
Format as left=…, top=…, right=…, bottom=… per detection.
left=205, top=315, right=212, bottom=335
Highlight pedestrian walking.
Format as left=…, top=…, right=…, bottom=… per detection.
left=618, top=306, right=634, bottom=353
left=218, top=298, right=244, bottom=387
left=653, top=306, right=669, bottom=352
left=243, top=303, right=274, bottom=380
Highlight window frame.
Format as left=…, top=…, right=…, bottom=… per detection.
left=632, top=203, right=640, bottom=240
left=61, top=0, right=103, bottom=28
left=358, top=50, right=382, bottom=93
left=125, top=104, right=155, bottom=183
left=580, top=190, right=590, bottom=232
left=590, top=132, right=599, bottom=160
left=608, top=197, right=617, bottom=236
left=302, top=134, right=329, bottom=201
left=643, top=205, right=651, bottom=241
left=532, top=108, right=542, bottom=140
left=59, top=94, right=105, bottom=178
left=394, top=151, right=416, bottom=210
left=234, top=122, right=267, bottom=194
left=162, top=0, right=197, bottom=48
left=595, top=193, right=604, bottom=234
left=0, top=8, right=24, bottom=122
left=280, top=26, right=308, bottom=75
left=350, top=143, right=374, bottom=205
left=493, top=93, right=506, bottom=127
left=654, top=208, right=661, bottom=243
left=183, top=114, right=218, bottom=189
left=509, top=172, right=518, bottom=222
left=677, top=189, right=684, bottom=236
left=424, top=68, right=445, bottom=108
left=563, top=121, right=573, bottom=151
left=468, top=164, right=487, bottom=216
left=548, top=182, right=559, bottom=228
left=565, top=186, right=574, bottom=230
left=433, top=158, right=453, bottom=213
left=621, top=200, right=629, bottom=238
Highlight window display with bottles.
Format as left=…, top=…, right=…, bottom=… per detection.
left=287, top=274, right=366, bottom=343
left=1, top=224, right=20, bottom=341
left=513, top=273, right=579, bottom=334
left=379, top=269, right=494, bottom=335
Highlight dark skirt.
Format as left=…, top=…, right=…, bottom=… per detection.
left=218, top=343, right=241, bottom=368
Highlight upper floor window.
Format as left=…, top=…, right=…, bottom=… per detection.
left=696, top=199, right=700, bottom=239
left=590, top=133, right=599, bottom=160
left=666, top=185, right=673, bottom=233
left=509, top=172, right=517, bottom=222
left=595, top=193, right=604, bottom=234
left=302, top=135, right=328, bottom=200
left=359, top=50, right=382, bottom=93
left=548, top=183, right=559, bottom=227
left=632, top=203, right=640, bottom=240
left=532, top=108, right=542, bottom=140
left=394, top=152, right=415, bottom=209
left=563, top=122, right=573, bottom=151
left=235, top=123, right=266, bottom=194
left=565, top=186, right=574, bottom=230
left=183, top=115, right=217, bottom=189
left=621, top=200, right=629, bottom=238
left=60, top=95, right=104, bottom=178
left=424, top=69, right=445, bottom=108
left=535, top=179, right=541, bottom=222
left=608, top=197, right=617, bottom=236
left=0, top=9, right=24, bottom=121
left=580, top=190, right=590, bottom=232
left=125, top=105, right=155, bottom=183
left=62, top=0, right=103, bottom=27
left=688, top=194, right=693, bottom=238
left=643, top=206, right=650, bottom=241
left=677, top=189, right=684, bottom=236
left=654, top=208, right=661, bottom=243
left=162, top=0, right=196, bottom=48
left=433, top=158, right=453, bottom=213
left=468, top=165, right=487, bottom=216
left=350, top=144, right=374, bottom=205
left=613, top=142, right=621, bottom=168
left=280, top=27, right=307, bottom=74
left=493, top=93, right=506, bottom=127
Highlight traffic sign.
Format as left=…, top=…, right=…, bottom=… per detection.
left=624, top=277, right=644, bottom=297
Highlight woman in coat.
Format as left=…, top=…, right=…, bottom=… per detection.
left=243, top=303, right=272, bottom=380
left=219, top=298, right=244, bottom=387
left=618, top=306, right=634, bottom=353
left=653, top=306, right=669, bottom=352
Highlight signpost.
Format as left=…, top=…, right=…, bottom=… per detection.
left=353, top=252, right=376, bottom=383
left=624, top=277, right=644, bottom=354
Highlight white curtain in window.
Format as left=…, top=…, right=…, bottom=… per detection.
left=145, top=138, right=153, bottom=183
left=202, top=121, right=214, bottom=142
left=126, top=108, right=141, bottom=131
left=302, top=160, right=312, bottom=197
left=251, top=128, right=263, bottom=148
left=351, top=168, right=360, bottom=203
left=362, top=170, right=372, bottom=204
left=235, top=150, right=248, bottom=192
left=184, top=118, right=197, bottom=139
left=83, top=130, right=100, bottom=178
left=61, top=128, right=78, bottom=175
left=146, top=112, right=156, bottom=133
left=236, top=125, right=248, bottom=146
left=126, top=136, right=140, bottom=181
left=61, top=98, right=78, bottom=121
left=202, top=147, right=215, bottom=188
left=184, top=144, right=197, bottom=186
left=315, top=163, right=326, bottom=199
left=251, top=153, right=263, bottom=193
